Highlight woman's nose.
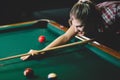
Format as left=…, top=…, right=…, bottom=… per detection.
left=77, top=27, right=83, bottom=32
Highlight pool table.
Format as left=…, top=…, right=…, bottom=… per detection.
left=0, top=19, right=120, bottom=80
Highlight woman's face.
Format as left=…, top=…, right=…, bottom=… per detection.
left=69, top=16, right=85, bottom=36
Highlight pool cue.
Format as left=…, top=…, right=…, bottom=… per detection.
left=0, top=39, right=93, bottom=61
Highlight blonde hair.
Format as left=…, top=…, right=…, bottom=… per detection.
left=70, top=1, right=94, bottom=20
left=78, top=0, right=91, bottom=3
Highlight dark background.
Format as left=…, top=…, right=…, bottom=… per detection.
left=0, top=0, right=107, bottom=25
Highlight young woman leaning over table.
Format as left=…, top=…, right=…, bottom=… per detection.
left=21, top=0, right=120, bottom=60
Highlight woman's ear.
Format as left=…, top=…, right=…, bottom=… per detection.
left=68, top=19, right=72, bottom=26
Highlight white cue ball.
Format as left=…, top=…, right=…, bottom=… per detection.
left=48, top=73, right=57, bottom=79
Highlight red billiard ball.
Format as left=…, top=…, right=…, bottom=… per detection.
left=24, top=68, right=34, bottom=78
left=38, top=35, right=46, bottom=43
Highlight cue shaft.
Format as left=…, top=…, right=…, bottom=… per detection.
left=0, top=39, right=93, bottom=61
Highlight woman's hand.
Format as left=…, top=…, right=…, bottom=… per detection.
left=20, top=49, right=44, bottom=60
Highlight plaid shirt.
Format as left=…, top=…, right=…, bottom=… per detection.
left=96, top=1, right=120, bottom=34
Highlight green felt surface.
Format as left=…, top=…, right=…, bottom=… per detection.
left=0, top=21, right=120, bottom=80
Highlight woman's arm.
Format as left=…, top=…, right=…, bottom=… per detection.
left=20, top=25, right=77, bottom=60
left=43, top=25, right=77, bottom=50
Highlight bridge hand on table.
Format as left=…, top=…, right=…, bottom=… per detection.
left=20, top=49, right=41, bottom=60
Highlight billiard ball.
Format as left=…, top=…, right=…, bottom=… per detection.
left=48, top=73, right=57, bottom=80
left=38, top=35, right=46, bottom=43
left=24, top=68, right=34, bottom=78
